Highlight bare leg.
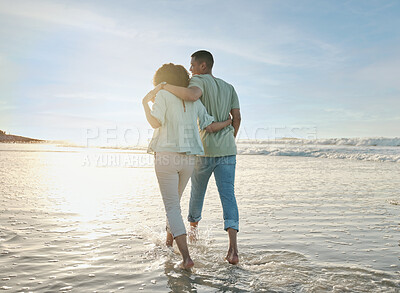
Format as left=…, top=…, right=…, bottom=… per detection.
left=166, top=231, right=173, bottom=247
left=174, top=234, right=194, bottom=269
left=188, top=222, right=199, bottom=243
left=225, top=228, right=239, bottom=265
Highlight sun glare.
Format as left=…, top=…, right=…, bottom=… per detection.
left=40, top=149, right=131, bottom=225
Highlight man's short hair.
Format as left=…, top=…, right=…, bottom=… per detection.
left=191, top=50, right=214, bottom=70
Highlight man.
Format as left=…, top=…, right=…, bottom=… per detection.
left=158, top=50, right=241, bottom=264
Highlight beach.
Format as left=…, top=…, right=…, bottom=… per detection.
left=0, top=142, right=399, bottom=292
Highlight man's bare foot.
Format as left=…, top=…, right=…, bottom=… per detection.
left=225, top=250, right=239, bottom=265
left=180, top=258, right=194, bottom=270
left=188, top=222, right=199, bottom=243
left=166, top=232, right=173, bottom=247
left=188, top=226, right=198, bottom=243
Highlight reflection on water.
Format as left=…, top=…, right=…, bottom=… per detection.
left=0, top=144, right=399, bottom=292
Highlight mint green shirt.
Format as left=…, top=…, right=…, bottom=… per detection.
left=189, top=74, right=240, bottom=157
left=148, top=90, right=214, bottom=155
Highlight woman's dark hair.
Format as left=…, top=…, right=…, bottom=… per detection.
left=153, top=63, right=190, bottom=87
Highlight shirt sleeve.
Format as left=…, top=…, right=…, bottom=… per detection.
left=195, top=100, right=214, bottom=130
left=150, top=91, right=167, bottom=125
left=188, top=75, right=204, bottom=94
left=231, top=87, right=240, bottom=109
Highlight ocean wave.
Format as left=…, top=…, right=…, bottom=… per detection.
left=239, top=137, right=400, bottom=147
left=2, top=138, right=399, bottom=163
left=237, top=143, right=400, bottom=163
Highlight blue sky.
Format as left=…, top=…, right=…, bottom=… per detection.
left=0, top=0, right=399, bottom=144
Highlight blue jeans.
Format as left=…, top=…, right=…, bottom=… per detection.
left=188, top=155, right=239, bottom=231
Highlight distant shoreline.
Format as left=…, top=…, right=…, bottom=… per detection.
left=0, top=130, right=44, bottom=143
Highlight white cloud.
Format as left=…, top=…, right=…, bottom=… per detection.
left=355, top=59, right=400, bottom=90
left=1, top=0, right=399, bottom=139
left=0, top=0, right=139, bottom=38
left=54, top=93, right=136, bottom=103
left=0, top=53, right=20, bottom=94
left=0, top=0, right=344, bottom=69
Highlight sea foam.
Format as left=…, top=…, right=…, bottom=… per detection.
left=237, top=137, right=400, bottom=163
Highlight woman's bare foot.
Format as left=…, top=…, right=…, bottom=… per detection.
left=225, top=249, right=239, bottom=265
left=174, top=234, right=193, bottom=269
left=180, top=257, right=194, bottom=270
left=166, top=232, right=173, bottom=247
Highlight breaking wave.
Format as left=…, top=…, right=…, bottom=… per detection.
left=237, top=138, right=400, bottom=163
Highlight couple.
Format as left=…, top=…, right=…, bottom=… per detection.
left=142, top=50, right=241, bottom=269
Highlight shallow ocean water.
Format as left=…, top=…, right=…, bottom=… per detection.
left=0, top=143, right=399, bottom=292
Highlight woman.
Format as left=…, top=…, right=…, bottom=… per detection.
left=142, top=63, right=231, bottom=269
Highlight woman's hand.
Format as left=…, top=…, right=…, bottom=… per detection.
left=153, top=83, right=164, bottom=95
left=205, top=115, right=233, bottom=133
left=142, top=89, right=162, bottom=129
left=142, top=82, right=166, bottom=104
left=142, top=89, right=157, bottom=104
left=227, top=114, right=233, bottom=125
left=144, top=83, right=164, bottom=103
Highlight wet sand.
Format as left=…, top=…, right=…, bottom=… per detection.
left=0, top=144, right=399, bottom=292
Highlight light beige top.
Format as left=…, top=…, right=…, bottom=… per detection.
left=147, top=90, right=214, bottom=155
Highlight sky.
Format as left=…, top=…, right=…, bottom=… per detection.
left=0, top=0, right=399, bottom=145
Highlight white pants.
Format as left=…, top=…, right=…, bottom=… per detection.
left=154, top=152, right=195, bottom=238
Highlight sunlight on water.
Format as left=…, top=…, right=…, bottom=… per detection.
left=0, top=143, right=399, bottom=292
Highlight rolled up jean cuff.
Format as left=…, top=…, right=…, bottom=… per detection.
left=224, top=219, right=239, bottom=232
left=187, top=215, right=202, bottom=223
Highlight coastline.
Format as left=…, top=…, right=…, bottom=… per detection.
left=0, top=131, right=44, bottom=143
